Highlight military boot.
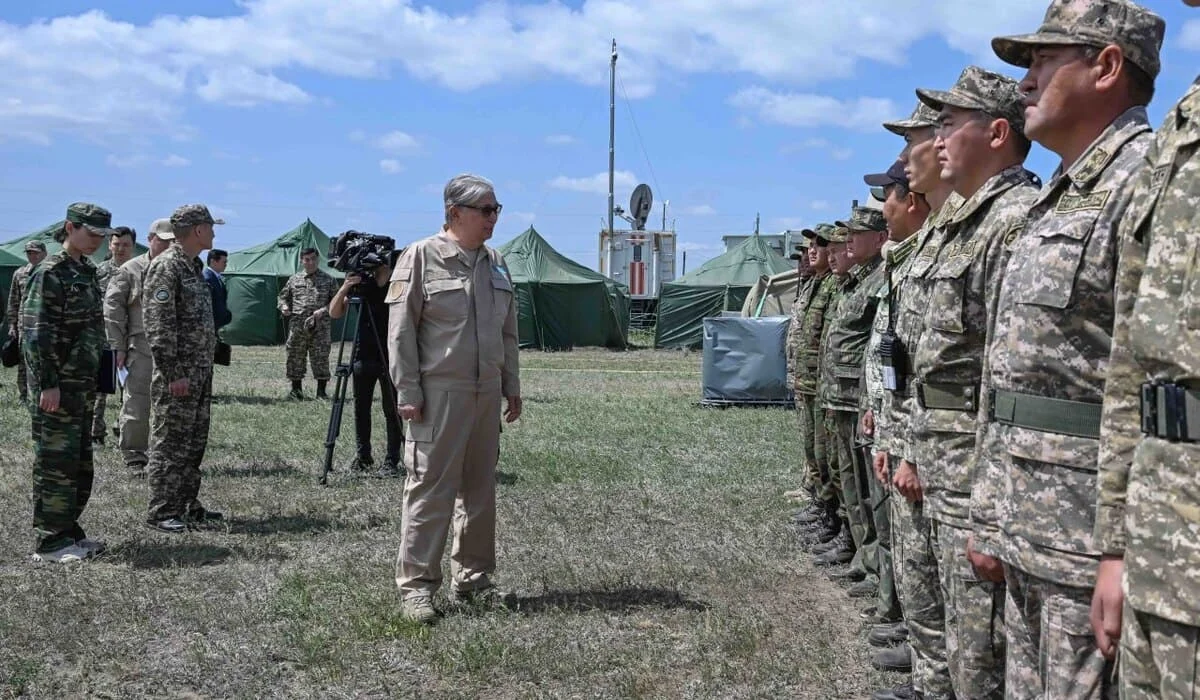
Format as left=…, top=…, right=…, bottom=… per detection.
left=316, top=380, right=329, bottom=399
left=872, top=642, right=913, bottom=673
left=790, top=502, right=825, bottom=525
left=868, top=621, right=909, bottom=648
left=812, top=532, right=854, bottom=566
left=289, top=380, right=304, bottom=400
left=846, top=578, right=877, bottom=598
left=810, top=528, right=848, bottom=555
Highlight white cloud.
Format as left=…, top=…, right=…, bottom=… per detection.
left=319, top=183, right=348, bottom=194
left=375, top=130, right=418, bottom=153
left=684, top=204, right=717, bottom=216
left=830, top=148, right=853, bottom=161
left=731, top=87, right=901, bottom=132
left=549, top=170, right=637, bottom=195
left=210, top=205, right=237, bottom=220
left=105, top=154, right=149, bottom=169
left=196, top=66, right=311, bottom=107
left=1182, top=20, right=1200, bottom=51
left=161, top=153, right=190, bottom=167
left=379, top=159, right=403, bottom=174
left=348, top=129, right=366, bottom=142
left=545, top=134, right=576, bottom=146
left=781, top=137, right=854, bottom=161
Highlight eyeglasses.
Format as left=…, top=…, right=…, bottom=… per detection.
left=869, top=186, right=888, bottom=202
left=460, top=203, right=503, bottom=217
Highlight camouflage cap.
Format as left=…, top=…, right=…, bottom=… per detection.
left=992, top=0, right=1164, bottom=79
left=801, top=223, right=832, bottom=241
left=65, top=202, right=115, bottom=236
left=882, top=101, right=940, bottom=136
left=835, top=206, right=888, bottom=234
left=916, top=65, right=1025, bottom=132
left=170, top=204, right=225, bottom=228
left=825, top=225, right=850, bottom=244
left=24, top=240, right=47, bottom=253
left=789, top=234, right=812, bottom=259
left=149, top=218, right=176, bottom=241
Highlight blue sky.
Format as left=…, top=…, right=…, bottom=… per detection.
left=1, top=0, right=1197, bottom=270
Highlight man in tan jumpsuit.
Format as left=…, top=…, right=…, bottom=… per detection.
left=105, top=219, right=173, bottom=475
left=388, top=173, right=521, bottom=624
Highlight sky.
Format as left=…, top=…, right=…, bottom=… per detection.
left=1, top=0, right=1198, bottom=271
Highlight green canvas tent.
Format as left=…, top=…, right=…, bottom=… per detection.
left=222, top=219, right=347, bottom=345
left=654, top=234, right=792, bottom=349
left=497, top=226, right=630, bottom=350
left=0, top=221, right=149, bottom=326
left=740, top=268, right=802, bottom=318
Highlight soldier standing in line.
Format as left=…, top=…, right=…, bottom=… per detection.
left=278, top=248, right=338, bottom=399
left=875, top=99, right=961, bottom=700
left=7, top=240, right=47, bottom=403
left=22, top=203, right=113, bottom=563
left=905, top=66, right=1041, bottom=700
left=91, top=225, right=136, bottom=445
left=969, top=1, right=1164, bottom=696
left=143, top=205, right=221, bottom=533
left=105, top=219, right=173, bottom=476
left=783, top=233, right=815, bottom=503
left=1093, top=4, right=1200, bottom=695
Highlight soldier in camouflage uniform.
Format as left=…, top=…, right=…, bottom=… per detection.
left=278, top=248, right=338, bottom=399
left=6, top=240, right=47, bottom=403
left=91, top=225, right=136, bottom=444
left=905, top=66, right=1042, bottom=700
left=876, top=100, right=961, bottom=700
left=1093, top=11, right=1200, bottom=694
left=105, top=220, right=173, bottom=474
left=784, top=234, right=815, bottom=503
left=968, top=2, right=1164, bottom=697
left=813, top=211, right=886, bottom=587
left=22, top=203, right=113, bottom=563
left=143, top=205, right=221, bottom=533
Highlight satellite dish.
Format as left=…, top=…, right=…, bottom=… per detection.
left=630, top=184, right=653, bottom=231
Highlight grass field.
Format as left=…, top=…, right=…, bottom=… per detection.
left=0, top=346, right=895, bottom=699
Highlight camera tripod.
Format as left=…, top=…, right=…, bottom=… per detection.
left=319, top=289, right=399, bottom=485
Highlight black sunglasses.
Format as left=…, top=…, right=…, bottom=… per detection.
left=459, top=203, right=503, bottom=217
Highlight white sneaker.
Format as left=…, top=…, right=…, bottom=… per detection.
left=77, top=538, right=107, bottom=556
left=32, top=543, right=91, bottom=563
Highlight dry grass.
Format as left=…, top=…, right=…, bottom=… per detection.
left=0, top=346, right=894, bottom=699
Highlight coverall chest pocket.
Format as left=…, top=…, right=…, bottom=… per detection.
left=490, top=274, right=513, bottom=321
left=1009, top=213, right=1096, bottom=309
left=901, top=255, right=936, bottom=316
left=424, top=277, right=469, bottom=321
left=927, top=255, right=974, bottom=334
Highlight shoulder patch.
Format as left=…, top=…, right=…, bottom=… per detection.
left=1055, top=189, right=1111, bottom=214
left=384, top=280, right=407, bottom=304
left=152, top=287, right=171, bottom=303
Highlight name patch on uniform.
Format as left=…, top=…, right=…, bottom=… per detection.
left=152, top=288, right=171, bottom=303
left=1149, top=164, right=1170, bottom=193
left=1003, top=224, right=1023, bottom=248
left=1055, top=189, right=1111, bottom=214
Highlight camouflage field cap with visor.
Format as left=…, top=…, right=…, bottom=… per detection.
left=835, top=206, right=888, bottom=234
left=824, top=225, right=851, bottom=244
left=801, top=223, right=836, bottom=246
left=24, top=240, right=47, bottom=253
left=992, top=0, right=1165, bottom=80
left=916, top=65, right=1025, bottom=133
left=170, top=204, right=225, bottom=228
left=882, top=101, right=940, bottom=136
left=66, top=202, right=115, bottom=236
left=864, top=160, right=909, bottom=202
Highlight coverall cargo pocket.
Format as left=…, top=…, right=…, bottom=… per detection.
left=423, top=278, right=468, bottom=321
left=1010, top=217, right=1094, bottom=309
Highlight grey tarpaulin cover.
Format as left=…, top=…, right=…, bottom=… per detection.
left=700, top=315, right=792, bottom=406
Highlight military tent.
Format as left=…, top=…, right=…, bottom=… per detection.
left=740, top=269, right=802, bottom=318
left=654, top=234, right=791, bottom=349
left=497, top=226, right=630, bottom=350
left=221, top=219, right=347, bottom=345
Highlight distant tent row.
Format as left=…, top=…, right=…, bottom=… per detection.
left=0, top=220, right=632, bottom=352
left=654, top=235, right=792, bottom=349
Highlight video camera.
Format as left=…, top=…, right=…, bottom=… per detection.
left=328, top=231, right=396, bottom=276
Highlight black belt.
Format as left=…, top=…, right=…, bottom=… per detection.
left=991, top=389, right=1102, bottom=439
left=1141, top=382, right=1200, bottom=443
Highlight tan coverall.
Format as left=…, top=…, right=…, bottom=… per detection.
left=387, top=230, right=520, bottom=599
left=104, top=253, right=154, bottom=468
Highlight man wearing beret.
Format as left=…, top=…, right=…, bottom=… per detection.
left=7, top=240, right=47, bottom=404
left=969, top=0, right=1164, bottom=696
left=143, top=204, right=222, bottom=533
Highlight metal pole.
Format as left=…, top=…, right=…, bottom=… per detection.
left=608, top=39, right=617, bottom=238
left=662, top=201, right=667, bottom=231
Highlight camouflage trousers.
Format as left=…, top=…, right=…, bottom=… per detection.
left=794, top=392, right=818, bottom=493
left=285, top=318, right=332, bottom=381
left=91, top=392, right=107, bottom=440
left=16, top=354, right=28, bottom=400
left=1120, top=603, right=1200, bottom=700
left=890, top=465, right=953, bottom=700
left=1004, top=566, right=1114, bottom=699
left=146, top=370, right=213, bottom=521
left=830, top=410, right=876, bottom=579
left=932, top=519, right=1006, bottom=700
left=866, top=445, right=900, bottom=623
left=31, top=384, right=95, bottom=552
left=811, top=400, right=837, bottom=505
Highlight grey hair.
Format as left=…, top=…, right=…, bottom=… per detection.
left=443, top=173, right=495, bottom=226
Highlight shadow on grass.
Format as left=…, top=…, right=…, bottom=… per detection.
left=211, top=394, right=295, bottom=406
left=225, top=514, right=334, bottom=536
left=207, top=464, right=297, bottom=479
left=110, top=541, right=236, bottom=569
left=496, top=471, right=520, bottom=485
left=511, top=587, right=709, bottom=615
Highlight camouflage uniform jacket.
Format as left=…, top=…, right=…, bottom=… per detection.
left=864, top=233, right=919, bottom=454
left=886, top=194, right=963, bottom=462
left=6, top=262, right=35, bottom=332
left=1095, top=79, right=1200, bottom=626
left=20, top=252, right=103, bottom=392
left=278, top=269, right=338, bottom=324
left=785, top=275, right=812, bottom=388
left=971, top=107, right=1153, bottom=588
left=793, top=272, right=838, bottom=397
left=819, top=257, right=884, bottom=413
left=104, top=253, right=153, bottom=357
left=902, top=164, right=1040, bottom=528
left=95, top=259, right=122, bottom=297
left=143, top=244, right=216, bottom=382
left=786, top=273, right=822, bottom=393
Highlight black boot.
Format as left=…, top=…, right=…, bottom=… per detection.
left=289, top=380, right=303, bottom=400
left=316, top=380, right=328, bottom=399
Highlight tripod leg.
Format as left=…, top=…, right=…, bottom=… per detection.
left=319, top=296, right=366, bottom=485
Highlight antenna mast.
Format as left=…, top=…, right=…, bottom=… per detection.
left=608, top=39, right=617, bottom=237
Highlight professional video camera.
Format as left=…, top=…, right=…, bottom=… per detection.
left=328, top=231, right=396, bottom=276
